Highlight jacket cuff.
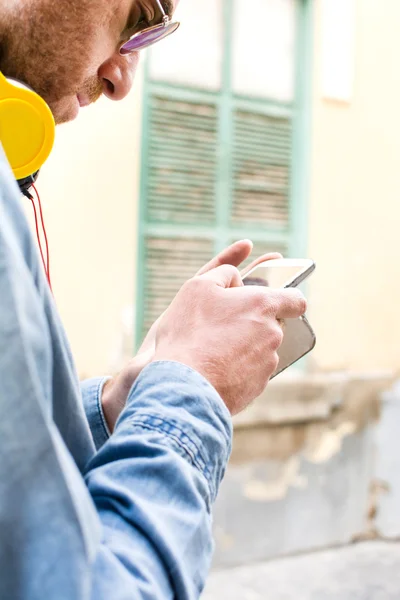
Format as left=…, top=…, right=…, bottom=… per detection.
left=81, top=377, right=112, bottom=451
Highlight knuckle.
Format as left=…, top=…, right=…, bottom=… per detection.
left=280, top=289, right=307, bottom=316
left=182, top=276, right=207, bottom=296
left=265, top=353, right=279, bottom=381
left=181, top=279, right=193, bottom=294
left=225, top=264, right=240, bottom=278
left=186, top=275, right=206, bottom=289
left=271, top=352, right=279, bottom=374
left=299, top=295, right=307, bottom=314
left=268, top=325, right=283, bottom=351
left=256, top=290, right=278, bottom=315
left=287, top=289, right=307, bottom=314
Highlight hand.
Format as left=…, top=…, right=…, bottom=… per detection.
left=134, top=245, right=283, bottom=363
left=152, top=264, right=306, bottom=415
left=102, top=241, right=282, bottom=430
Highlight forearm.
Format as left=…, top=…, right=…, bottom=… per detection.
left=85, top=362, right=232, bottom=599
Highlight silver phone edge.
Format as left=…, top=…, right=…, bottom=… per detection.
left=284, top=262, right=316, bottom=289
left=271, top=316, right=317, bottom=379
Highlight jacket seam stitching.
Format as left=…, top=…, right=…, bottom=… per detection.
left=125, top=419, right=214, bottom=498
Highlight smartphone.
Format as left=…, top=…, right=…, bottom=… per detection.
left=242, top=258, right=316, bottom=378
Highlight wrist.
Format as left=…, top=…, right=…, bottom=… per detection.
left=101, top=377, right=119, bottom=433
left=152, top=353, right=223, bottom=402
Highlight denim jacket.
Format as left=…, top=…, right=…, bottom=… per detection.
left=0, top=150, right=232, bottom=599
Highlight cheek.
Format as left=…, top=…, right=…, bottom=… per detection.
left=129, top=52, right=141, bottom=76
left=73, top=15, right=122, bottom=84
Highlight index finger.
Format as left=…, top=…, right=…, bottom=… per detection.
left=267, top=288, right=307, bottom=319
left=240, top=252, right=283, bottom=279
left=235, top=286, right=307, bottom=319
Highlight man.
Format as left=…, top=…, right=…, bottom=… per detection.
left=0, top=0, right=306, bottom=598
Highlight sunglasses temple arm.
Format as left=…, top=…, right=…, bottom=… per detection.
left=154, top=0, right=166, bottom=18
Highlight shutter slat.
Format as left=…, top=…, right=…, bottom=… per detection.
left=148, top=195, right=215, bottom=208
left=234, top=125, right=291, bottom=143
left=152, top=96, right=217, bottom=117
left=149, top=156, right=216, bottom=170
left=150, top=129, right=217, bottom=145
left=148, top=170, right=215, bottom=185
left=152, top=115, right=217, bottom=132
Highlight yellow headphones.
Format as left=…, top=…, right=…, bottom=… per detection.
left=0, top=72, right=55, bottom=182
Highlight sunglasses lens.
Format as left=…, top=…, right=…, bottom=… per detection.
left=120, top=22, right=180, bottom=54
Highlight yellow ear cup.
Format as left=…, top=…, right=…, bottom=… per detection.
left=0, top=72, right=55, bottom=180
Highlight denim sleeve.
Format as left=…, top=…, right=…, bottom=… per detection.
left=81, top=377, right=111, bottom=450
left=85, top=361, right=232, bottom=600
left=0, top=148, right=233, bottom=600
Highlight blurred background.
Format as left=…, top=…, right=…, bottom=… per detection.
left=36, top=0, right=400, bottom=596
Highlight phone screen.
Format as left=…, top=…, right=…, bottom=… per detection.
left=243, top=263, right=312, bottom=289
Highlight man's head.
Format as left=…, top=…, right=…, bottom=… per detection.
left=0, top=0, right=177, bottom=124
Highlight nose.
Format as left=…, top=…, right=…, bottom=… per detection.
left=98, top=52, right=140, bottom=101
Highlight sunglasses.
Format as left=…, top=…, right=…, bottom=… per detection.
left=119, top=0, right=180, bottom=55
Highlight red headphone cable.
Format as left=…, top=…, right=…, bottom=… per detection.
left=32, top=184, right=51, bottom=289
left=27, top=184, right=52, bottom=291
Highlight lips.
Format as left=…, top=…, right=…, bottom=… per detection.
left=77, top=94, right=90, bottom=108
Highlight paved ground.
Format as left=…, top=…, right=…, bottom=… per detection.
left=203, top=542, right=400, bottom=599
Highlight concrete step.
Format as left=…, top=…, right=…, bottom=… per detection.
left=203, top=541, right=400, bottom=599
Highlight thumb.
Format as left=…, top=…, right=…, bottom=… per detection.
left=127, top=348, right=154, bottom=381
left=198, top=264, right=243, bottom=289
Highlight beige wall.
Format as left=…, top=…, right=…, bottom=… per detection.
left=37, top=65, right=144, bottom=378
left=309, top=0, right=400, bottom=373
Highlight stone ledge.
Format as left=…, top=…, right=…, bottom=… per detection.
left=233, top=371, right=394, bottom=429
